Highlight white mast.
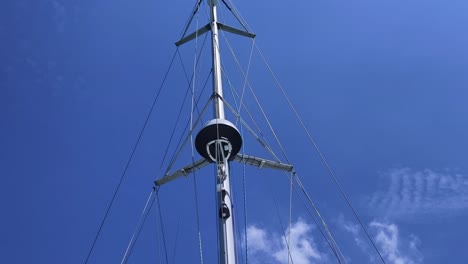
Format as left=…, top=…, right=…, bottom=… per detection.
left=209, top=0, right=225, bottom=120
left=208, top=0, right=236, bottom=262
left=155, top=2, right=293, bottom=264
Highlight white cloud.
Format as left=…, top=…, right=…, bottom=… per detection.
left=247, top=219, right=325, bottom=264
left=368, top=168, right=468, bottom=218
left=337, top=216, right=422, bottom=264
left=370, top=221, right=423, bottom=264
left=336, top=214, right=366, bottom=250
left=247, top=225, right=271, bottom=253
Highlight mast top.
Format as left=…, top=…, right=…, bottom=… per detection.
left=208, top=0, right=218, bottom=7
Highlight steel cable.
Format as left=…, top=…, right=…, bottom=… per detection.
left=121, top=190, right=156, bottom=264
left=190, top=14, right=205, bottom=263
left=159, top=32, right=208, bottom=169
left=221, top=34, right=347, bottom=263
left=156, top=188, right=169, bottom=264
left=254, top=43, right=386, bottom=264
left=84, top=48, right=178, bottom=264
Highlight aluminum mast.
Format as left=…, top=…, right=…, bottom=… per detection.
left=155, top=2, right=292, bottom=264
left=208, top=0, right=235, bottom=263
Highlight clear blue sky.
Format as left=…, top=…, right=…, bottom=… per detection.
left=2, top=0, right=468, bottom=263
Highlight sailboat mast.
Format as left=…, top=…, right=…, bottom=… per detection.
left=158, top=1, right=262, bottom=262
left=209, top=0, right=236, bottom=263
left=210, top=0, right=225, bottom=119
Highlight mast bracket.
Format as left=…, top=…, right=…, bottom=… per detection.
left=217, top=23, right=256, bottom=39
left=234, top=153, right=294, bottom=172
left=175, top=22, right=255, bottom=47
left=175, top=23, right=211, bottom=47
left=155, top=158, right=210, bottom=186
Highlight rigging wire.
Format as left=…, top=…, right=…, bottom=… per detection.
left=236, top=39, right=255, bottom=117
left=220, top=33, right=347, bottom=263
left=171, top=220, right=181, bottom=264
left=83, top=48, right=178, bottom=264
left=159, top=32, right=209, bottom=169
left=273, top=198, right=295, bottom=264
left=191, top=170, right=205, bottom=264
left=220, top=35, right=279, bottom=162
left=289, top=173, right=343, bottom=263
left=223, top=87, right=279, bottom=161
left=190, top=14, right=205, bottom=263
left=156, top=188, right=170, bottom=264
left=221, top=101, right=346, bottom=263
left=179, top=0, right=203, bottom=38
left=241, top=146, right=248, bottom=264
left=153, top=3, right=375, bottom=264
left=162, top=71, right=211, bottom=173
left=218, top=28, right=255, bottom=121
left=224, top=0, right=253, bottom=33
left=294, top=173, right=345, bottom=264
left=231, top=191, right=240, bottom=264
left=220, top=97, right=280, bottom=161
left=219, top=77, right=346, bottom=263
left=218, top=35, right=242, bottom=263
left=163, top=96, right=212, bottom=176
left=155, top=201, right=162, bottom=264
left=220, top=0, right=247, bottom=32
left=227, top=69, right=250, bottom=264
left=242, top=69, right=290, bottom=162
left=216, top=7, right=255, bottom=119
left=221, top=35, right=290, bottom=164
left=121, top=190, right=156, bottom=264
left=160, top=0, right=211, bottom=168
left=214, top=21, right=246, bottom=262
left=159, top=54, right=192, bottom=169
left=254, top=44, right=386, bottom=264
left=225, top=75, right=308, bottom=262
left=239, top=41, right=347, bottom=262
left=224, top=84, right=248, bottom=264
left=161, top=30, right=210, bottom=172
left=221, top=62, right=249, bottom=264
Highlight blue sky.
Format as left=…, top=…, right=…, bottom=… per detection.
left=2, top=0, right=468, bottom=263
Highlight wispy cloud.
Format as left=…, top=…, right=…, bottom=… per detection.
left=370, top=221, right=423, bottom=264
left=336, top=214, right=366, bottom=250
left=247, top=219, right=325, bottom=264
left=338, top=216, right=422, bottom=264
left=368, top=168, right=468, bottom=218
